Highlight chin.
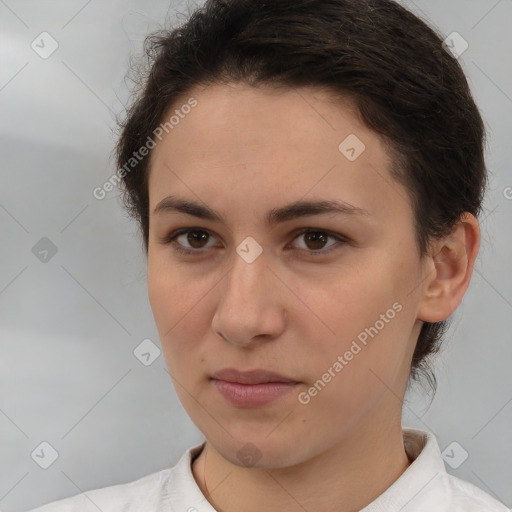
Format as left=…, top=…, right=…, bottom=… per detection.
left=206, top=430, right=311, bottom=470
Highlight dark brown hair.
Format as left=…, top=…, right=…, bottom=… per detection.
left=115, top=0, right=486, bottom=392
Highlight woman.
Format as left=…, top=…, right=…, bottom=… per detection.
left=30, top=0, right=509, bottom=510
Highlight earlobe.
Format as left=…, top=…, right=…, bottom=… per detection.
left=417, top=213, right=480, bottom=323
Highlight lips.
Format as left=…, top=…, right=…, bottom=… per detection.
left=211, top=368, right=298, bottom=385
left=211, top=368, right=300, bottom=407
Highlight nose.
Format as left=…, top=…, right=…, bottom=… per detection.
left=211, top=247, right=287, bottom=348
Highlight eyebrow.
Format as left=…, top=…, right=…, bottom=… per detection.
left=153, top=195, right=371, bottom=227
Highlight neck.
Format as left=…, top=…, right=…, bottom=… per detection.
left=192, top=419, right=411, bottom=512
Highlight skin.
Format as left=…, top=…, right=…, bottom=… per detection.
left=146, top=82, right=480, bottom=512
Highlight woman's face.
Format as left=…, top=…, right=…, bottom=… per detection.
left=147, top=82, right=428, bottom=468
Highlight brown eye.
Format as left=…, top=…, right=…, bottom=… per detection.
left=291, top=229, right=345, bottom=254
left=163, top=227, right=348, bottom=257
left=184, top=230, right=210, bottom=249
left=302, top=231, right=329, bottom=250
left=163, top=228, right=218, bottom=255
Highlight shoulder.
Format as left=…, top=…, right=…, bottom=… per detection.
left=26, top=467, right=172, bottom=512
left=26, top=442, right=206, bottom=512
left=443, top=472, right=510, bottom=511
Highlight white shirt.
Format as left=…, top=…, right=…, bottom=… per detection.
left=27, top=428, right=509, bottom=511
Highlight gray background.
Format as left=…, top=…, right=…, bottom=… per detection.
left=0, top=1, right=511, bottom=511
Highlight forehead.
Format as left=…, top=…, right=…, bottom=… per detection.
left=148, top=82, right=413, bottom=226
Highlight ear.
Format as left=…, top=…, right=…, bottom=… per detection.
left=417, top=213, right=480, bottom=323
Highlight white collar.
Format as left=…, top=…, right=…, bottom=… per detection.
left=360, top=428, right=447, bottom=511
left=162, top=427, right=449, bottom=511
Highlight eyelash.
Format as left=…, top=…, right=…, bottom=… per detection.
left=161, top=228, right=350, bottom=257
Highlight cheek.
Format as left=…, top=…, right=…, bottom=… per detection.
left=299, top=253, right=415, bottom=388
left=147, top=256, right=206, bottom=359
left=298, top=297, right=412, bottom=434
left=305, top=260, right=393, bottom=339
